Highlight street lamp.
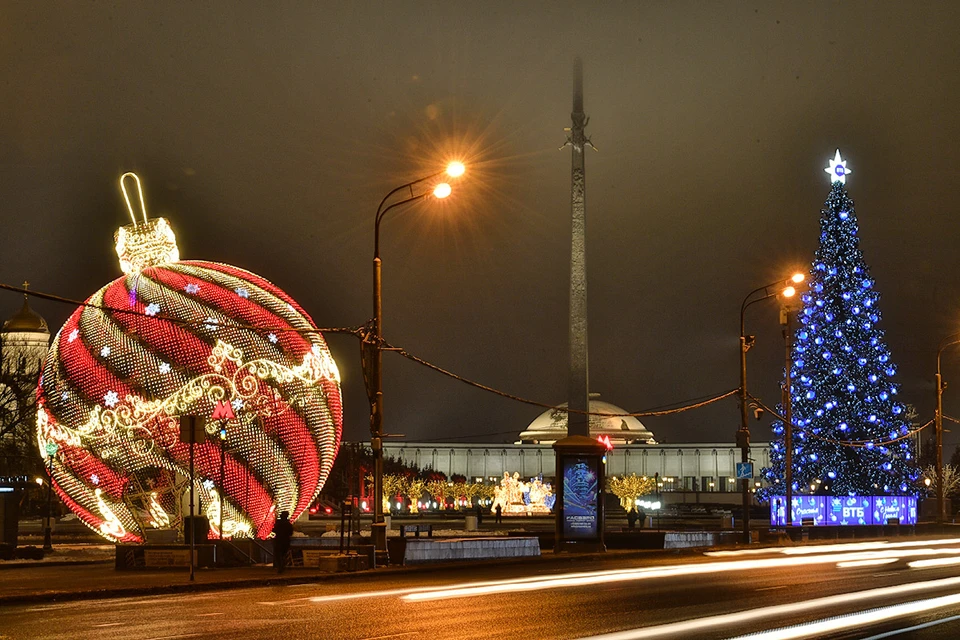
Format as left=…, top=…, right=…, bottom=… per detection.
left=739, top=272, right=805, bottom=544
left=934, top=332, right=960, bottom=525
left=778, top=284, right=803, bottom=527
left=368, top=162, right=464, bottom=556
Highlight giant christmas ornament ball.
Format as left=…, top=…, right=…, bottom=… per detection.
left=36, top=174, right=342, bottom=542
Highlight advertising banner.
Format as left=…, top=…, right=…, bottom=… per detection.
left=769, top=496, right=917, bottom=526
left=561, top=457, right=599, bottom=538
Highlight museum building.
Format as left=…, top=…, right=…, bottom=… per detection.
left=383, top=395, right=771, bottom=498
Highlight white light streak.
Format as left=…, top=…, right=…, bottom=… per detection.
left=836, top=558, right=898, bottom=568
left=581, top=576, right=960, bottom=640
left=725, top=592, right=960, bottom=640
left=908, top=556, right=960, bottom=569
left=401, top=546, right=960, bottom=603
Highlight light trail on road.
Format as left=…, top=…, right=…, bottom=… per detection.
left=399, top=545, right=960, bottom=602
left=578, top=576, right=960, bottom=640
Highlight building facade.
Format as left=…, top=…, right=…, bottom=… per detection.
left=383, top=440, right=770, bottom=494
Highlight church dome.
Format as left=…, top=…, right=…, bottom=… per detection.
left=518, top=394, right=656, bottom=445
left=3, top=297, right=48, bottom=334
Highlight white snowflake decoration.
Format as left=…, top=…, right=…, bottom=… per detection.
left=68, top=329, right=79, bottom=343
left=825, top=149, right=852, bottom=184
left=235, top=287, right=250, bottom=299
left=61, top=391, right=69, bottom=401
left=158, top=362, right=171, bottom=374
left=185, top=283, right=200, bottom=294
left=103, top=390, right=119, bottom=408
left=90, top=474, right=100, bottom=485
left=231, top=398, right=245, bottom=411
left=100, top=346, right=111, bottom=358
left=267, top=333, right=278, bottom=344
left=144, top=303, right=161, bottom=317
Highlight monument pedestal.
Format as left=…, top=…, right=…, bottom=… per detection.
left=553, top=435, right=606, bottom=553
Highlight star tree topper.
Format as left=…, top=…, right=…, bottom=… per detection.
left=825, top=149, right=852, bottom=184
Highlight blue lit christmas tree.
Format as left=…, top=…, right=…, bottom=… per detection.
left=763, top=151, right=920, bottom=497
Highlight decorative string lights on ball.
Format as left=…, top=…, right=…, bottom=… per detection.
left=36, top=173, right=343, bottom=543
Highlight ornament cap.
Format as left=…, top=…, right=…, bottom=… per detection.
left=114, top=173, right=180, bottom=274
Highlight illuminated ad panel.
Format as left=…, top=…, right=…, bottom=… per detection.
left=769, top=496, right=917, bottom=526
left=561, top=457, right=600, bottom=539
left=36, top=260, right=343, bottom=543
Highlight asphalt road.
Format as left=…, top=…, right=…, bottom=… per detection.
left=6, top=540, right=960, bottom=639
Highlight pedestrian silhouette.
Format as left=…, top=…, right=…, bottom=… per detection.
left=273, top=510, right=294, bottom=573
left=637, top=506, right=646, bottom=529
left=475, top=504, right=483, bottom=526
left=495, top=503, right=502, bottom=523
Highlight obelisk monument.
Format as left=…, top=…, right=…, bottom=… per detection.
left=566, top=56, right=590, bottom=438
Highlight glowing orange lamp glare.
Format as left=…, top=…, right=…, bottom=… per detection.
left=433, top=183, right=452, bottom=199
left=446, top=162, right=465, bottom=178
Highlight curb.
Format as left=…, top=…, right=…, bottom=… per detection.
left=0, top=559, right=112, bottom=571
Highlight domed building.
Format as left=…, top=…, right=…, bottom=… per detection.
left=1, top=287, right=50, bottom=475
left=2, top=288, right=50, bottom=374
left=518, top=394, right=657, bottom=445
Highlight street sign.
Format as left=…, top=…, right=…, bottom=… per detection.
left=179, top=416, right=207, bottom=444
left=211, top=400, right=235, bottom=421
left=735, top=462, right=753, bottom=480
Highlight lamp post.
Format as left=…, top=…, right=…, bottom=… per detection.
left=739, top=273, right=804, bottom=544
left=779, top=290, right=802, bottom=527
left=368, top=162, right=464, bottom=555
left=42, top=440, right=58, bottom=552
left=934, top=333, right=960, bottom=525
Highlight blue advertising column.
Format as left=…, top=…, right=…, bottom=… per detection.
left=553, top=435, right=606, bottom=553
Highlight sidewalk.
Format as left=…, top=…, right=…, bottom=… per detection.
left=0, top=545, right=686, bottom=606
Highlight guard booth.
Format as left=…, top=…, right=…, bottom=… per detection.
left=0, top=476, right=31, bottom=550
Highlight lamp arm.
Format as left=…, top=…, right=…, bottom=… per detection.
left=374, top=193, right=431, bottom=259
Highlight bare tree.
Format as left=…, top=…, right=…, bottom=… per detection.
left=0, top=352, right=43, bottom=477
left=921, top=464, right=960, bottom=499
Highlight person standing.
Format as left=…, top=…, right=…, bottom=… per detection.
left=273, top=510, right=294, bottom=573
left=627, top=507, right=638, bottom=530
left=495, top=503, right=503, bottom=524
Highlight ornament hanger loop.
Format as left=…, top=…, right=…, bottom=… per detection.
left=120, top=172, right=149, bottom=227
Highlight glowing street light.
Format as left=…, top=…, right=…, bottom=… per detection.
left=738, top=272, right=807, bottom=543
left=445, top=161, right=465, bottom=178
left=367, top=161, right=465, bottom=556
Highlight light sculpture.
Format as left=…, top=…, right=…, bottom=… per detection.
left=35, top=173, right=343, bottom=543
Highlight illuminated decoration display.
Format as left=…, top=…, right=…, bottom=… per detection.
left=36, top=173, right=342, bottom=543
left=769, top=495, right=917, bottom=526
left=762, top=152, right=919, bottom=499
left=490, top=472, right=555, bottom=515
left=824, top=149, right=852, bottom=184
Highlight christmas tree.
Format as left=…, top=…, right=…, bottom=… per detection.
left=763, top=151, right=919, bottom=497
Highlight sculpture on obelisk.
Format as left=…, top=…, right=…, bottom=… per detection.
left=564, top=57, right=594, bottom=438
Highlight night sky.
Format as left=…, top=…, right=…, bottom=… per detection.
left=3, top=2, right=960, bottom=451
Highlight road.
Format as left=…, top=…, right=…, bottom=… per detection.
left=6, top=538, right=960, bottom=639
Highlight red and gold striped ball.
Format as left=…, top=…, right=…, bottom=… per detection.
left=36, top=261, right=342, bottom=543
